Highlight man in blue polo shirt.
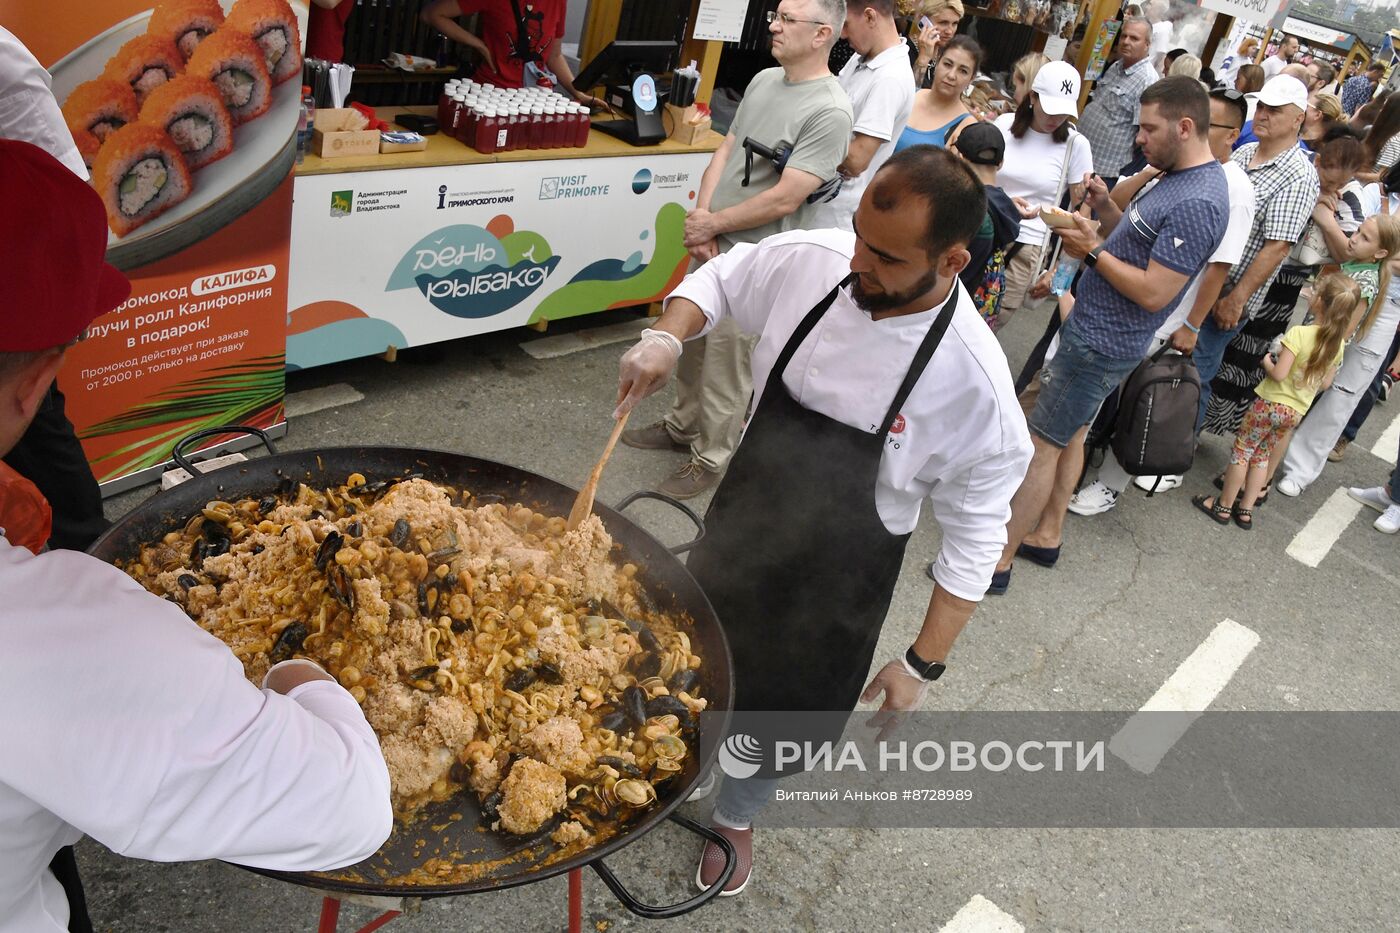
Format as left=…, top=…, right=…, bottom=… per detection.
left=993, top=77, right=1229, bottom=594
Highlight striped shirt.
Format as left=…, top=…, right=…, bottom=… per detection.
left=1225, top=142, right=1319, bottom=321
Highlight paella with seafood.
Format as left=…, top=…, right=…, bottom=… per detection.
left=122, top=473, right=706, bottom=855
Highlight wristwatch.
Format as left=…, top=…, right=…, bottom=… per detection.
left=1084, top=245, right=1104, bottom=268
left=904, top=646, right=946, bottom=682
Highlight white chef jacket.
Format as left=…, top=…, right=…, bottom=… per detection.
left=667, top=229, right=1033, bottom=601
left=808, top=40, right=915, bottom=231
left=0, top=538, right=393, bottom=933
left=0, top=27, right=87, bottom=179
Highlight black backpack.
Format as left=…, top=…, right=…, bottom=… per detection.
left=1111, top=346, right=1200, bottom=481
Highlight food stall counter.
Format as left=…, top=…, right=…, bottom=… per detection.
left=295, top=107, right=722, bottom=175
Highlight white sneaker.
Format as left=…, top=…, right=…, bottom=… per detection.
left=1133, top=474, right=1183, bottom=493
left=1275, top=476, right=1304, bottom=497
left=1376, top=504, right=1400, bottom=535
left=1348, top=485, right=1394, bottom=513
left=1069, top=481, right=1119, bottom=516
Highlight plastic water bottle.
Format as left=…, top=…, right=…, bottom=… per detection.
left=1051, top=255, right=1080, bottom=296
left=296, top=85, right=312, bottom=163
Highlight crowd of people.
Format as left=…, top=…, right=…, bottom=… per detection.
left=612, top=0, right=1400, bottom=893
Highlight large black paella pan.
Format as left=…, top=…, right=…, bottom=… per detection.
left=88, top=428, right=736, bottom=917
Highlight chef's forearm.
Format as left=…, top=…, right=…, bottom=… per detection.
left=652, top=297, right=711, bottom=344
left=911, top=585, right=977, bottom=664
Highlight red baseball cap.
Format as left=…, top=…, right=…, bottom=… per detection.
left=0, top=139, right=131, bottom=352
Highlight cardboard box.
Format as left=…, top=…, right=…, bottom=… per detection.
left=313, top=110, right=380, bottom=158
left=379, top=132, right=428, bottom=154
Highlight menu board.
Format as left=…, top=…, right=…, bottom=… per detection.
left=693, top=0, right=751, bottom=43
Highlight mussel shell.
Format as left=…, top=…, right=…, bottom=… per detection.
left=537, top=661, right=564, bottom=685
left=668, top=668, right=699, bottom=695
left=408, top=664, right=440, bottom=680
left=504, top=667, right=538, bottom=693
left=327, top=565, right=355, bottom=611
left=270, top=621, right=308, bottom=663
left=622, top=685, right=648, bottom=728
left=177, top=573, right=200, bottom=590
left=645, top=694, right=692, bottom=722
left=450, top=618, right=471, bottom=634
left=479, top=790, right=503, bottom=825
left=345, top=520, right=362, bottom=537
left=389, top=518, right=412, bottom=549
left=257, top=495, right=277, bottom=515
left=596, top=755, right=644, bottom=777
left=631, top=652, right=661, bottom=680
left=599, top=711, right=629, bottom=734
left=634, top=623, right=661, bottom=654
left=315, top=531, right=343, bottom=571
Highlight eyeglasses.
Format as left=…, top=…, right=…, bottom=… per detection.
left=1209, top=122, right=1242, bottom=130
left=766, top=10, right=828, bottom=27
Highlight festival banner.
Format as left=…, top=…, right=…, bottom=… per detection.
left=0, top=0, right=298, bottom=490
left=286, top=153, right=710, bottom=369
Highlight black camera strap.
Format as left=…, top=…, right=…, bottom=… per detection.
left=506, top=0, right=545, bottom=64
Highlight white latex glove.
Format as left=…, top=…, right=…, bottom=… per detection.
left=262, top=658, right=334, bottom=694
left=614, top=328, right=683, bottom=419
left=860, top=658, right=932, bottom=742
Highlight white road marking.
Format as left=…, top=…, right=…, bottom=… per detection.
left=520, top=318, right=649, bottom=360
left=1109, top=619, right=1260, bottom=774
left=284, top=383, right=365, bottom=418
left=1370, top=409, right=1400, bottom=465
left=1286, top=487, right=1362, bottom=568
left=938, top=895, right=1024, bottom=933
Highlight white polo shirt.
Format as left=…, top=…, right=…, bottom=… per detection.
left=667, top=229, right=1033, bottom=601
left=0, top=540, right=393, bottom=933
left=808, top=40, right=915, bottom=231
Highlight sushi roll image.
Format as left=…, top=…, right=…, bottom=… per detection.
left=102, top=34, right=184, bottom=106
left=185, top=30, right=273, bottom=125
left=139, top=75, right=234, bottom=170
left=72, top=128, right=102, bottom=171
left=61, top=78, right=139, bottom=158
left=225, top=0, right=304, bottom=86
left=147, top=0, right=227, bottom=62
left=92, top=123, right=193, bottom=236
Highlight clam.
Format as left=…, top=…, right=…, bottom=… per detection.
left=613, top=779, right=656, bottom=807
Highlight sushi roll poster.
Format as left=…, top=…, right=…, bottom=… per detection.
left=0, top=0, right=308, bottom=487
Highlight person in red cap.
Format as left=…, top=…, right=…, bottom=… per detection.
left=0, top=140, right=394, bottom=933
left=0, top=26, right=111, bottom=552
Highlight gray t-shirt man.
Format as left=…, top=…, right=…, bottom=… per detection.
left=709, top=67, right=853, bottom=250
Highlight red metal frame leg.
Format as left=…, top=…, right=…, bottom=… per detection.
left=318, top=898, right=341, bottom=933
left=568, top=869, right=583, bottom=933
left=356, top=912, right=402, bottom=933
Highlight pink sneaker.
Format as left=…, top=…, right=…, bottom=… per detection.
left=695, top=824, right=752, bottom=896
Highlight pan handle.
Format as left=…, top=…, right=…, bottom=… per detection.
left=589, top=813, right=736, bottom=918
left=613, top=491, right=705, bottom=555
left=171, top=426, right=279, bottom=477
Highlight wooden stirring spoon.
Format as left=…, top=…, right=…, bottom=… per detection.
left=566, top=411, right=631, bottom=531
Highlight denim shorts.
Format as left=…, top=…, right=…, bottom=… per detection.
left=1028, top=317, right=1143, bottom=448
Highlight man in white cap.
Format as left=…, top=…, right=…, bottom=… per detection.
left=1189, top=74, right=1318, bottom=432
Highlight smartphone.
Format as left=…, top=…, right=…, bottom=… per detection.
left=919, top=15, right=934, bottom=30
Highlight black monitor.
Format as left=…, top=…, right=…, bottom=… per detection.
left=574, top=40, right=679, bottom=97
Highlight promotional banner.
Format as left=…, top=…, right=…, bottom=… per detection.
left=1, top=0, right=298, bottom=489
left=286, top=153, right=710, bottom=369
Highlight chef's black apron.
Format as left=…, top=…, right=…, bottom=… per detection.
left=686, top=274, right=957, bottom=713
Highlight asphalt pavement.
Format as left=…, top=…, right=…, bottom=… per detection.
left=84, top=301, right=1400, bottom=932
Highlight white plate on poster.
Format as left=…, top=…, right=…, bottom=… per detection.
left=49, top=1, right=309, bottom=271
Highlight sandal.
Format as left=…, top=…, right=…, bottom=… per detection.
left=1212, top=474, right=1270, bottom=506
left=1233, top=506, right=1253, bottom=531
left=1193, top=494, right=1232, bottom=525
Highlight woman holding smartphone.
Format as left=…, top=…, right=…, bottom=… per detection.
left=912, top=0, right=964, bottom=88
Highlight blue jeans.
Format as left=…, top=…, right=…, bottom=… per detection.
left=1028, top=317, right=1142, bottom=448
left=1193, top=314, right=1245, bottom=432
left=712, top=773, right=779, bottom=829
left=1391, top=435, right=1400, bottom=494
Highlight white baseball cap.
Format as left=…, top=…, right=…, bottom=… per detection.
left=1031, top=61, right=1082, bottom=117
left=1257, top=75, right=1308, bottom=112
